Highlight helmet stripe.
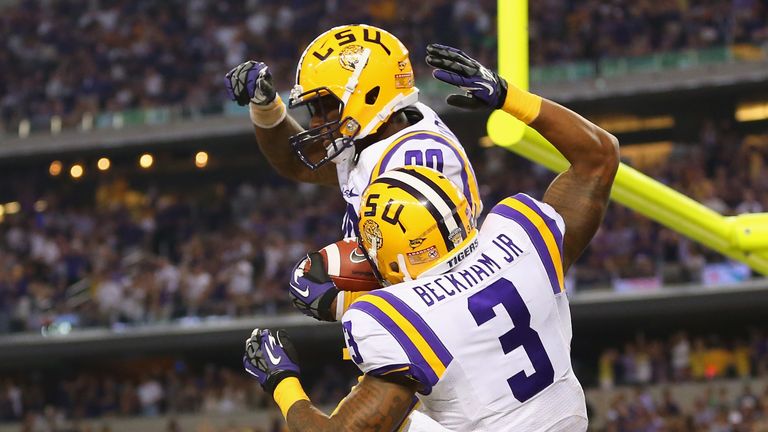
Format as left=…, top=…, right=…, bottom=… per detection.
left=372, top=176, right=454, bottom=251
left=378, top=169, right=462, bottom=239
left=400, top=167, right=467, bottom=240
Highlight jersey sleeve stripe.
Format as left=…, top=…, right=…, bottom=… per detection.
left=512, top=193, right=564, bottom=249
left=370, top=130, right=480, bottom=217
left=490, top=198, right=565, bottom=294
left=368, top=364, right=412, bottom=376
left=372, top=290, right=453, bottom=367
left=349, top=300, right=439, bottom=393
left=350, top=293, right=453, bottom=391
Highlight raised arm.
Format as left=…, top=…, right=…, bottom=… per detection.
left=426, top=44, right=619, bottom=272
left=529, top=101, right=619, bottom=272
left=243, top=328, right=415, bottom=432
left=225, top=61, right=338, bottom=186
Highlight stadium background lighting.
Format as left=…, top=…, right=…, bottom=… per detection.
left=70, top=164, right=84, bottom=179
left=195, top=151, right=209, bottom=168
left=4, top=202, right=21, bottom=215
left=139, top=153, right=154, bottom=169
left=97, top=157, right=111, bottom=171
left=49, top=161, right=63, bottom=176
left=736, top=101, right=768, bottom=122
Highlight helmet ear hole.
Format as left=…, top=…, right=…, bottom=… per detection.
left=389, top=261, right=399, bottom=272
left=365, top=86, right=380, bottom=105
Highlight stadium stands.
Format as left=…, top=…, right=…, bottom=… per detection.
left=3, top=0, right=768, bottom=134
left=0, top=119, right=765, bottom=333
left=3, top=329, right=768, bottom=429
left=2, top=1, right=768, bottom=431
left=0, top=120, right=763, bottom=333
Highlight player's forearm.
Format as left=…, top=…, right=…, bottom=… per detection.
left=501, top=87, right=619, bottom=271
left=270, top=377, right=335, bottom=432
left=499, top=84, right=618, bottom=175
left=283, top=375, right=414, bottom=432
left=528, top=99, right=619, bottom=177
left=254, top=114, right=313, bottom=181
left=252, top=111, right=338, bottom=186
left=285, top=400, right=338, bottom=432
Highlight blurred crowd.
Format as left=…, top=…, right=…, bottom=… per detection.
left=0, top=0, right=496, bottom=134
left=0, top=178, right=344, bottom=333
left=5, top=360, right=356, bottom=432
left=6, top=334, right=768, bottom=431
left=602, top=382, right=768, bottom=432
left=3, top=0, right=768, bottom=133
left=484, top=118, right=768, bottom=290
left=573, top=120, right=768, bottom=288
left=597, top=330, right=768, bottom=389
left=530, top=0, right=768, bottom=65
left=0, top=119, right=767, bottom=333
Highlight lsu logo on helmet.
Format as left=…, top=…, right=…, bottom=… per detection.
left=288, top=24, right=420, bottom=170
left=358, top=166, right=477, bottom=285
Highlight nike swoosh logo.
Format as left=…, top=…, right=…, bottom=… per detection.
left=291, top=264, right=311, bottom=298
left=349, top=249, right=367, bottom=264
left=265, top=335, right=282, bottom=365
left=473, top=81, right=494, bottom=95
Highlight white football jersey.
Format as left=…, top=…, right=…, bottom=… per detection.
left=337, top=102, right=481, bottom=238
left=341, top=194, right=587, bottom=432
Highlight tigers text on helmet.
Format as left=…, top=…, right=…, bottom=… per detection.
left=289, top=24, right=419, bottom=170
left=358, top=166, right=477, bottom=285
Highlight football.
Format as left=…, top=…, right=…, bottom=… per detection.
left=305, top=240, right=381, bottom=292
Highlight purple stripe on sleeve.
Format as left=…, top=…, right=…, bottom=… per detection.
left=373, top=131, right=474, bottom=212
left=349, top=301, right=437, bottom=393
left=513, top=193, right=563, bottom=255
left=367, top=363, right=414, bottom=377
left=490, top=203, right=562, bottom=295
left=370, top=291, right=453, bottom=368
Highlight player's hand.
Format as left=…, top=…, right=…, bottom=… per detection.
left=425, top=44, right=508, bottom=110
left=224, top=60, right=277, bottom=106
left=288, top=253, right=339, bottom=322
left=243, top=328, right=301, bottom=394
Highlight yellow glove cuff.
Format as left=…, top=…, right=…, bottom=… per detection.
left=501, top=84, right=543, bottom=125
left=249, top=95, right=287, bottom=129
left=273, top=377, right=309, bottom=418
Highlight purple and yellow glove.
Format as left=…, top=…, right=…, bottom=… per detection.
left=224, top=60, right=277, bottom=107
left=243, top=328, right=301, bottom=394
left=425, top=43, right=508, bottom=110
left=288, top=253, right=339, bottom=322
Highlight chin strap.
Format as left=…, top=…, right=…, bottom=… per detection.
left=330, top=141, right=356, bottom=167
left=397, top=254, right=413, bottom=282
left=357, top=89, right=419, bottom=139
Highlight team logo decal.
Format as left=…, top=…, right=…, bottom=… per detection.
left=409, top=237, right=426, bottom=249
left=448, top=228, right=463, bottom=247
left=363, top=219, right=383, bottom=251
left=407, top=245, right=439, bottom=265
left=339, top=45, right=366, bottom=71
left=394, top=72, right=414, bottom=89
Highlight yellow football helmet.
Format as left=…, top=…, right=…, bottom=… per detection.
left=358, top=166, right=478, bottom=285
left=289, top=24, right=419, bottom=170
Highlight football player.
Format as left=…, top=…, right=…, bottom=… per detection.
left=225, top=24, right=481, bottom=322
left=242, top=45, right=619, bottom=431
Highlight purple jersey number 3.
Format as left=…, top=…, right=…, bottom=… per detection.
left=468, top=278, right=555, bottom=402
